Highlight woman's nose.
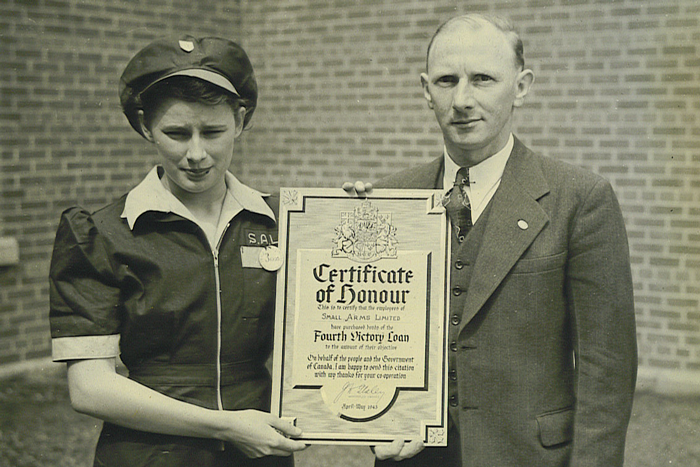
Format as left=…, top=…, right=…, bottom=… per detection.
left=186, top=136, right=207, bottom=162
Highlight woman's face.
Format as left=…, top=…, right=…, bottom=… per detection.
left=141, top=98, right=245, bottom=198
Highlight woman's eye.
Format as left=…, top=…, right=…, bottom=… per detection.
left=164, top=130, right=189, bottom=140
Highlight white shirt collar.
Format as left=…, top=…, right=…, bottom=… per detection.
left=121, top=166, right=275, bottom=230
left=443, top=133, right=514, bottom=222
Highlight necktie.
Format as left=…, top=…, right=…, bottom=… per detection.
left=443, top=167, right=472, bottom=242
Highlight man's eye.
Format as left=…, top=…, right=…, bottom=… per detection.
left=435, top=76, right=457, bottom=86
left=474, top=74, right=494, bottom=83
left=203, top=129, right=225, bottom=137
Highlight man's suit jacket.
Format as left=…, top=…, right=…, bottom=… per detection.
left=375, top=137, right=637, bottom=466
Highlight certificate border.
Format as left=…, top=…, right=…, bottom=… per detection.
left=271, top=189, right=449, bottom=446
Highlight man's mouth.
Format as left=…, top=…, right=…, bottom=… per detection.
left=452, top=118, right=480, bottom=126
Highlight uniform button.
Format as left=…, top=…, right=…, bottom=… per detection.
left=450, top=341, right=458, bottom=352
left=452, top=287, right=462, bottom=296
left=451, top=314, right=461, bottom=325
left=449, top=369, right=457, bottom=381
left=455, top=260, right=463, bottom=270
left=449, top=395, right=458, bottom=407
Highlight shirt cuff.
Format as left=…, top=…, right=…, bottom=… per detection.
left=52, top=335, right=120, bottom=361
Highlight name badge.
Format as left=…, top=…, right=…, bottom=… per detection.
left=240, top=246, right=263, bottom=268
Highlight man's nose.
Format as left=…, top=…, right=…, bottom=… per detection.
left=453, top=80, right=475, bottom=110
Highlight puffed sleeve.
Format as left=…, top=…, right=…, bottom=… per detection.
left=49, top=207, right=122, bottom=361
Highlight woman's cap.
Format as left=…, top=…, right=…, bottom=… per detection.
left=119, top=35, right=258, bottom=136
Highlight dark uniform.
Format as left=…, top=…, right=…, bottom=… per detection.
left=50, top=167, right=291, bottom=467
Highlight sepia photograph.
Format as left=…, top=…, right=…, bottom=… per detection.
left=1, top=0, right=698, bottom=466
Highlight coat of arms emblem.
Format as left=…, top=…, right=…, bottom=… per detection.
left=332, top=200, right=398, bottom=262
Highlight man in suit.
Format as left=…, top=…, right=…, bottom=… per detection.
left=354, top=13, right=637, bottom=467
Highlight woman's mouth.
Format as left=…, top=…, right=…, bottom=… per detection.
left=182, top=167, right=212, bottom=179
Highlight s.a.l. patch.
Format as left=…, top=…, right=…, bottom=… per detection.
left=245, top=229, right=276, bottom=246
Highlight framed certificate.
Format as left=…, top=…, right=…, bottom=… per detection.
left=270, top=188, right=450, bottom=446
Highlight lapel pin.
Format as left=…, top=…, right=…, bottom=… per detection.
left=517, top=219, right=529, bottom=230
left=179, top=40, right=194, bottom=52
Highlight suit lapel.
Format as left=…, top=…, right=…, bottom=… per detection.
left=458, top=139, right=551, bottom=332
left=410, top=156, right=443, bottom=189
left=375, top=155, right=443, bottom=189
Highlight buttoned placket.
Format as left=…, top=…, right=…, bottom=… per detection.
left=448, top=240, right=474, bottom=419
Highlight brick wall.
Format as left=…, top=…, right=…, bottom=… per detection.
left=0, top=0, right=244, bottom=365
left=240, top=0, right=700, bottom=385
left=1, top=0, right=699, bottom=388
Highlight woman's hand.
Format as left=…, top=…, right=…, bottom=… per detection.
left=217, top=409, right=307, bottom=458
left=373, top=438, right=424, bottom=462
left=66, top=359, right=306, bottom=457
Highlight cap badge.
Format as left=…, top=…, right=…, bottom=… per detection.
left=178, top=40, right=194, bottom=52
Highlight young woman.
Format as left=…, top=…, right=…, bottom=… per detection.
left=49, top=35, right=306, bottom=467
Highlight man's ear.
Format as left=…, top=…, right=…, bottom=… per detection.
left=420, top=73, right=434, bottom=109
left=513, top=69, right=535, bottom=108
left=138, top=110, right=154, bottom=141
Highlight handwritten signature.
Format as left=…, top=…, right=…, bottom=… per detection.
left=333, top=382, right=385, bottom=405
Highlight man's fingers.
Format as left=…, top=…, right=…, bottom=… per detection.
left=396, top=438, right=424, bottom=460
left=374, top=439, right=405, bottom=460
left=373, top=438, right=424, bottom=461
left=355, top=181, right=373, bottom=193
left=341, top=181, right=373, bottom=194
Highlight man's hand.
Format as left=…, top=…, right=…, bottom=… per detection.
left=342, top=181, right=373, bottom=194
left=373, top=438, right=424, bottom=462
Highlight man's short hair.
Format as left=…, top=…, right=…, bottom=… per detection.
left=426, top=14, right=525, bottom=72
